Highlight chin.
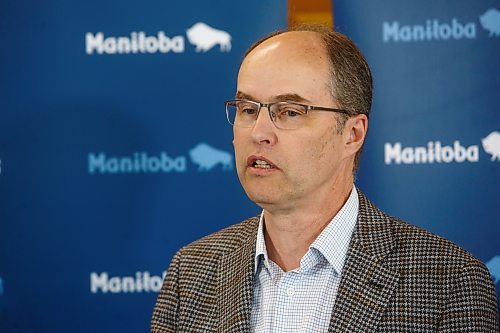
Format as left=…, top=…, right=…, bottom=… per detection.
left=244, top=190, right=276, bottom=206
left=247, top=190, right=291, bottom=210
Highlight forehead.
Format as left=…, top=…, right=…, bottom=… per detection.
left=237, top=31, right=332, bottom=103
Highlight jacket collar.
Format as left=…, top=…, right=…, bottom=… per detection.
left=328, top=191, right=399, bottom=332
left=216, top=217, right=258, bottom=333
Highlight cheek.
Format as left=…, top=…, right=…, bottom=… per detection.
left=232, top=132, right=247, bottom=164
left=233, top=141, right=246, bottom=180
left=286, top=137, right=330, bottom=182
left=309, top=129, right=337, bottom=160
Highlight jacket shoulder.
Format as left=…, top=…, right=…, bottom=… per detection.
left=358, top=191, right=481, bottom=265
left=178, top=216, right=259, bottom=259
left=357, top=193, right=499, bottom=330
left=391, top=217, right=478, bottom=263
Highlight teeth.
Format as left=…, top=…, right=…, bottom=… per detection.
left=254, top=159, right=272, bottom=169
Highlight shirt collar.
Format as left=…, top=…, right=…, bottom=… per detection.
left=253, top=185, right=359, bottom=275
left=309, top=186, right=359, bottom=274
left=254, top=213, right=269, bottom=274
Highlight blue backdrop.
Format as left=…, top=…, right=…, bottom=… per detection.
left=335, top=0, right=500, bottom=303
left=1, top=0, right=498, bottom=332
left=0, top=1, right=286, bottom=331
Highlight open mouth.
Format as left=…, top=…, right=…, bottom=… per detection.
left=248, top=156, right=278, bottom=170
left=253, top=159, right=273, bottom=169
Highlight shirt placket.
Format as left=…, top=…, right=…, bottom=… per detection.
left=271, top=267, right=302, bottom=333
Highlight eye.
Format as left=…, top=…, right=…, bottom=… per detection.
left=236, top=102, right=258, bottom=116
left=242, top=107, right=257, bottom=115
left=283, top=110, right=302, bottom=117
left=277, top=104, right=306, bottom=118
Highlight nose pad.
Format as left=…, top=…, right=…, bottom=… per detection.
left=267, top=108, right=277, bottom=124
left=253, top=105, right=272, bottom=127
left=254, top=105, right=277, bottom=128
left=251, top=105, right=278, bottom=144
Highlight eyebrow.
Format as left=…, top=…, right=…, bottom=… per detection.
left=235, top=91, right=311, bottom=103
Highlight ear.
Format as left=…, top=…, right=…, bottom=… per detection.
left=343, top=114, right=368, bottom=159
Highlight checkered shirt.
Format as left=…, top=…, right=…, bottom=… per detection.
left=250, top=187, right=359, bottom=332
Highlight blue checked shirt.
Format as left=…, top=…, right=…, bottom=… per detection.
left=250, top=186, right=359, bottom=333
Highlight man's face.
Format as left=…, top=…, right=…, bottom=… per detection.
left=233, top=32, right=352, bottom=212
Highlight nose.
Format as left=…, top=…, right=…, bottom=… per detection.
left=250, top=105, right=278, bottom=145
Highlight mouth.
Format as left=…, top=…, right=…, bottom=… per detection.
left=247, top=156, right=279, bottom=170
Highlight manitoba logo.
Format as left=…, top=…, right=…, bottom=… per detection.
left=186, top=22, right=231, bottom=52
left=86, top=22, right=231, bottom=55
left=385, top=140, right=478, bottom=165
left=480, top=8, right=500, bottom=37
left=384, top=132, right=500, bottom=165
left=189, top=143, right=233, bottom=171
left=88, top=143, right=233, bottom=174
left=86, top=31, right=185, bottom=55
left=383, top=7, right=500, bottom=43
left=90, top=271, right=165, bottom=294
left=383, top=18, right=476, bottom=43
left=486, top=255, right=500, bottom=285
left=88, top=152, right=187, bottom=174
left=481, top=131, right=500, bottom=161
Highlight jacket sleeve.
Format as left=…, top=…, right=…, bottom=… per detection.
left=438, top=258, right=500, bottom=332
left=151, top=250, right=182, bottom=333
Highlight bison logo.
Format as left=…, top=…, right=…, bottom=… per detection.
left=480, top=8, right=500, bottom=37
left=486, top=255, right=500, bottom=284
left=189, top=143, right=233, bottom=171
left=186, top=22, right=231, bottom=52
left=481, top=131, right=500, bottom=161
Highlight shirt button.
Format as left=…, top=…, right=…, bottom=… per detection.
left=286, top=287, right=295, bottom=296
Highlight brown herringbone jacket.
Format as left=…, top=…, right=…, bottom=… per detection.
left=151, top=192, right=499, bottom=332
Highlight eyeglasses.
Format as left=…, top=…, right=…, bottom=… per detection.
left=224, top=99, right=350, bottom=130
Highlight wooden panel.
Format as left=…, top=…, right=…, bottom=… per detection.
left=288, top=0, right=333, bottom=27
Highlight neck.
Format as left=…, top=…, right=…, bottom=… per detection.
left=262, top=179, right=354, bottom=272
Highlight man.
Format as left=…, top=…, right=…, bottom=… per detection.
left=151, top=25, right=499, bottom=332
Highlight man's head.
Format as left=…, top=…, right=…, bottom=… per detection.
left=243, top=25, right=373, bottom=172
left=231, top=26, right=371, bottom=212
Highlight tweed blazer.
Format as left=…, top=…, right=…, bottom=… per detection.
left=151, top=192, right=499, bottom=332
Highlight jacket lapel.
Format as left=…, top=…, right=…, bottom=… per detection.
left=216, top=217, right=258, bottom=333
left=329, top=192, right=399, bottom=332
